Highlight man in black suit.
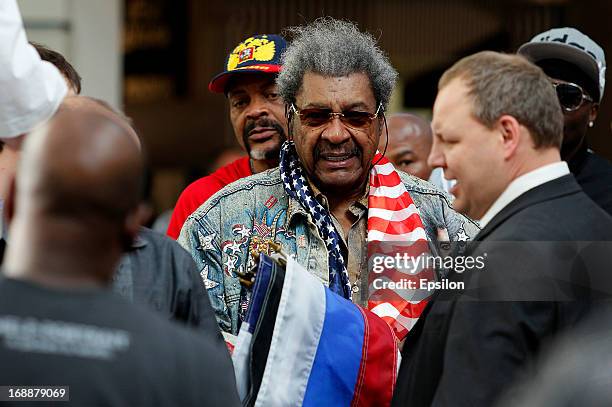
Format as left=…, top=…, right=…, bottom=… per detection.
left=392, top=51, right=612, bottom=407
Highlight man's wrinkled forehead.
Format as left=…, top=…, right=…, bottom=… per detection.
left=296, top=71, right=376, bottom=109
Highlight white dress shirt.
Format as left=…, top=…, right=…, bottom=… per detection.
left=478, top=162, right=570, bottom=228
left=0, top=0, right=67, bottom=138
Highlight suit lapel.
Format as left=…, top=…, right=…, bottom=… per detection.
left=475, top=174, right=581, bottom=241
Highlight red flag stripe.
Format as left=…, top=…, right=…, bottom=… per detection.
left=370, top=173, right=403, bottom=188
left=369, top=194, right=421, bottom=211
left=368, top=214, right=429, bottom=235
left=351, top=307, right=398, bottom=407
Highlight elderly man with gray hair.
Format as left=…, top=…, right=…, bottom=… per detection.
left=179, top=18, right=478, bottom=338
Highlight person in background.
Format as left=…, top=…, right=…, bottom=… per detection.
left=2, top=43, right=223, bottom=340
left=382, top=113, right=433, bottom=180
left=166, top=34, right=288, bottom=239
left=381, top=112, right=454, bottom=193
left=152, top=147, right=246, bottom=234
left=30, top=42, right=81, bottom=95
left=0, top=1, right=68, bottom=258
left=0, top=99, right=239, bottom=406
left=0, top=42, right=78, bottom=193
left=519, top=27, right=612, bottom=215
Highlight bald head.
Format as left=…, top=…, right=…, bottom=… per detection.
left=2, top=96, right=143, bottom=286
left=17, top=96, right=143, bottom=225
left=59, top=96, right=140, bottom=148
left=381, top=113, right=433, bottom=180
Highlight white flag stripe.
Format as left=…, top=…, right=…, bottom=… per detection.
left=395, top=314, right=419, bottom=331
left=368, top=278, right=431, bottom=302
left=368, top=205, right=419, bottom=222
left=368, top=241, right=427, bottom=251
left=370, top=184, right=407, bottom=199
left=232, top=327, right=253, bottom=401
left=370, top=302, right=400, bottom=319
left=367, top=228, right=428, bottom=242
left=255, top=257, right=326, bottom=407
left=373, top=162, right=396, bottom=176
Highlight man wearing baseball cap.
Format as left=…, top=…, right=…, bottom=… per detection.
left=519, top=27, right=612, bottom=215
left=167, top=34, right=288, bottom=239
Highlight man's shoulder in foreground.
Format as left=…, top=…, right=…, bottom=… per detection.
left=574, top=151, right=612, bottom=216
left=483, top=174, right=612, bottom=241
left=167, top=156, right=252, bottom=239
left=0, top=276, right=240, bottom=406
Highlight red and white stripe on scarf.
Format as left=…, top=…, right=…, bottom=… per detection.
left=367, top=151, right=435, bottom=341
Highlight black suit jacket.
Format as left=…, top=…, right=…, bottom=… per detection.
left=393, top=174, right=612, bottom=407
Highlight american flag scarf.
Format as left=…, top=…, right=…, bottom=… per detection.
left=367, top=151, right=433, bottom=340
left=280, top=141, right=352, bottom=299
left=280, top=141, right=432, bottom=340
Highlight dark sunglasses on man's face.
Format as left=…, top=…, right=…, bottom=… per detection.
left=290, top=103, right=383, bottom=129
left=551, top=81, right=594, bottom=112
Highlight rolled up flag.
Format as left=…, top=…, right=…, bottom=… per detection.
left=233, top=254, right=399, bottom=406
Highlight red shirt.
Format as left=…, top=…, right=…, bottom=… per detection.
left=166, top=156, right=252, bottom=239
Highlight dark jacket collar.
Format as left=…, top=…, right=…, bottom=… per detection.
left=475, top=174, right=581, bottom=241
left=567, top=143, right=590, bottom=176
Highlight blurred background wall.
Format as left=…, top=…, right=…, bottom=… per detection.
left=19, top=0, right=122, bottom=107
left=19, top=0, right=612, bottom=220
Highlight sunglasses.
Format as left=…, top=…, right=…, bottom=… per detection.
left=290, top=103, right=383, bottom=129
left=551, top=81, right=594, bottom=112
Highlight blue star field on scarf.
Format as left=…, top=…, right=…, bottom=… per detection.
left=279, top=141, right=352, bottom=300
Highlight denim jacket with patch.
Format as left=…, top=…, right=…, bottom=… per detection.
left=178, top=167, right=479, bottom=334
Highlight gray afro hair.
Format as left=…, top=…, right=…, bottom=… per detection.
left=277, top=18, right=398, bottom=109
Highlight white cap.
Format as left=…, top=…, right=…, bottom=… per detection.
left=518, top=27, right=606, bottom=102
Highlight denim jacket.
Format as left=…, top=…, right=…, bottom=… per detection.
left=179, top=167, right=479, bottom=334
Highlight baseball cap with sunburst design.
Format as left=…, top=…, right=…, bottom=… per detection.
left=208, top=34, right=286, bottom=93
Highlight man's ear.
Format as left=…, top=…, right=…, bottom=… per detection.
left=590, top=103, right=600, bottom=123
left=4, top=176, right=17, bottom=225
left=497, top=115, right=521, bottom=160
left=120, top=206, right=143, bottom=251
